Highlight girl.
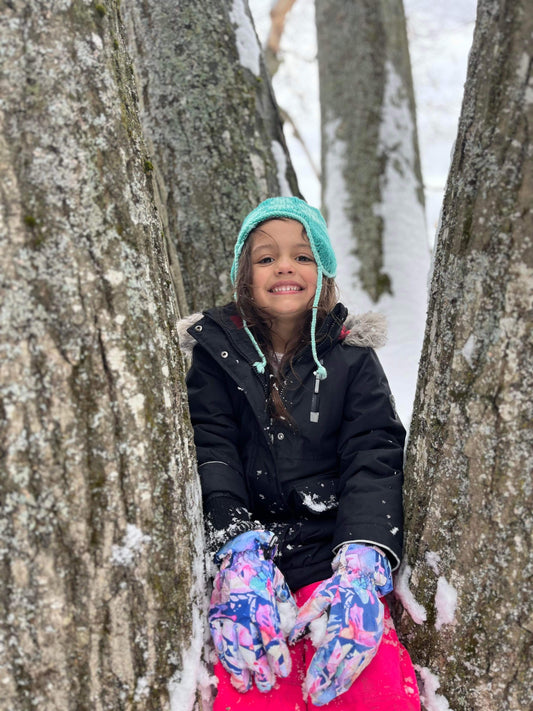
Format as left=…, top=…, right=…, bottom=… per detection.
left=180, top=197, right=420, bottom=710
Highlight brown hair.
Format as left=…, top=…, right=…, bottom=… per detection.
left=234, top=220, right=339, bottom=424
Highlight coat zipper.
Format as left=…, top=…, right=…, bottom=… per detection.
left=310, top=367, right=322, bottom=423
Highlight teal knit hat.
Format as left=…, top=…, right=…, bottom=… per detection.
left=231, top=196, right=337, bottom=381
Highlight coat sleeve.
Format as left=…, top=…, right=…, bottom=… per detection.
left=334, top=348, right=406, bottom=570
left=186, top=344, right=255, bottom=551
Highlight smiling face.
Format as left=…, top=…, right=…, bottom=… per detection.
left=250, top=219, right=318, bottom=331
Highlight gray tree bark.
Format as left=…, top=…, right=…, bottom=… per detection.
left=0, top=2, right=205, bottom=709
left=396, top=1, right=533, bottom=709
left=316, top=0, right=426, bottom=302
left=121, top=0, right=300, bottom=313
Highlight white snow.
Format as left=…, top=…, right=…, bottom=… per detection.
left=249, top=0, right=321, bottom=207
left=105, top=268, right=124, bottom=286
left=309, top=614, right=328, bottom=648
left=366, top=59, right=430, bottom=425
left=416, top=665, right=454, bottom=711
left=425, top=550, right=441, bottom=575
left=434, top=576, right=458, bottom=631
left=90, top=32, right=103, bottom=51
left=322, top=114, right=353, bottom=291
left=278, top=598, right=298, bottom=635
left=229, top=0, right=262, bottom=76
left=394, top=563, right=427, bottom=625
left=405, top=0, right=477, bottom=245
left=111, top=524, right=151, bottom=566
left=461, top=333, right=475, bottom=366
left=168, top=607, right=217, bottom=711
left=133, top=676, right=151, bottom=701
left=301, top=491, right=337, bottom=513
left=168, top=480, right=215, bottom=711
left=271, top=139, right=292, bottom=196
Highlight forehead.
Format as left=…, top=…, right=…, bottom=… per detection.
left=250, top=219, right=309, bottom=250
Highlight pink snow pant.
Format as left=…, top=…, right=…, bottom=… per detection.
left=212, top=580, right=421, bottom=710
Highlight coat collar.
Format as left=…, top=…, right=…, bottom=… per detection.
left=177, top=303, right=387, bottom=359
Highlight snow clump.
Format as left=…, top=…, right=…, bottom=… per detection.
left=111, top=524, right=151, bottom=566
left=394, top=562, right=427, bottom=624
left=434, top=576, right=458, bottom=630
left=416, top=666, right=454, bottom=711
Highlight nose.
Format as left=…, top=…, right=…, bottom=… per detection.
left=276, top=257, right=293, bottom=274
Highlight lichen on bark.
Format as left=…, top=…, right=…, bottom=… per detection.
left=397, top=1, right=533, bottom=709
left=121, top=0, right=301, bottom=313
left=0, top=2, right=205, bottom=709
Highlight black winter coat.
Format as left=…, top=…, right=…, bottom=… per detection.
left=180, top=302, right=405, bottom=591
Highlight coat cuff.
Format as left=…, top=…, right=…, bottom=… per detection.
left=333, top=523, right=402, bottom=571
left=204, top=494, right=255, bottom=553
left=332, top=539, right=401, bottom=572
left=199, top=460, right=249, bottom=503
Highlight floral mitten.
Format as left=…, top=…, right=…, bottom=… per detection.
left=210, top=530, right=297, bottom=693
left=289, top=543, right=393, bottom=706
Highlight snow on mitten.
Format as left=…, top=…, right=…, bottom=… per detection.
left=209, top=530, right=297, bottom=693
left=289, top=543, right=393, bottom=706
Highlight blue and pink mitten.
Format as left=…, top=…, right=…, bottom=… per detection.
left=289, top=543, right=393, bottom=706
left=209, top=530, right=297, bottom=693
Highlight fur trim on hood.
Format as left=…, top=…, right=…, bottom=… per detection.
left=177, top=311, right=387, bottom=358
left=177, top=312, right=205, bottom=357
left=342, top=312, right=387, bottom=349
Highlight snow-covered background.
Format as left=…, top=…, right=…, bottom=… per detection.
left=248, top=0, right=477, bottom=425
left=249, top=0, right=477, bottom=244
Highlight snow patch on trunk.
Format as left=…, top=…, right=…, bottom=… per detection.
left=394, top=562, right=427, bottom=624
left=416, top=666, right=454, bottom=711
left=111, top=524, right=151, bottom=566
left=435, top=576, right=458, bottom=630
left=168, top=604, right=217, bottom=711
left=271, top=140, right=292, bottom=196
left=168, top=545, right=215, bottom=711
left=425, top=550, right=442, bottom=575
left=323, top=114, right=356, bottom=290
left=230, top=0, right=261, bottom=76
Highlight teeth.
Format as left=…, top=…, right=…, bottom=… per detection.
left=272, top=285, right=301, bottom=293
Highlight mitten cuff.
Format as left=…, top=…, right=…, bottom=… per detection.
left=333, top=543, right=393, bottom=595
left=215, top=529, right=276, bottom=565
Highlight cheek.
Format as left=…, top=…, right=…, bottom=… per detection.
left=307, top=270, right=318, bottom=289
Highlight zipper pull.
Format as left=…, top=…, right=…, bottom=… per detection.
left=310, top=371, right=321, bottom=423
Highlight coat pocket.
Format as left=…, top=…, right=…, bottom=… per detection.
left=288, top=474, right=339, bottom=516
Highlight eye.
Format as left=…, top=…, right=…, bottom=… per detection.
left=296, top=254, right=314, bottom=262
left=256, top=256, right=274, bottom=264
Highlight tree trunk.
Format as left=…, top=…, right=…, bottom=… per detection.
left=121, top=0, right=300, bottom=313
left=0, top=3, right=205, bottom=709
left=316, top=0, right=430, bottom=423
left=396, top=1, right=533, bottom=709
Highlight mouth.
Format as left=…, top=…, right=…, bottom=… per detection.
left=269, top=284, right=304, bottom=294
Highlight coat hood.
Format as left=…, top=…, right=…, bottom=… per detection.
left=176, top=308, right=387, bottom=358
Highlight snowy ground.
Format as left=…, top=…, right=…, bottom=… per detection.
left=248, top=0, right=477, bottom=424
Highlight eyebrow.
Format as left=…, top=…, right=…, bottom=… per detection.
left=251, top=241, right=312, bottom=254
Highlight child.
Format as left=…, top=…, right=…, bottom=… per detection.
left=180, top=197, right=420, bottom=709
